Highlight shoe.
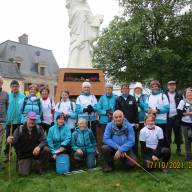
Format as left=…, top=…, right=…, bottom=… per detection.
left=176, top=148, right=181, bottom=156
left=103, top=164, right=113, bottom=172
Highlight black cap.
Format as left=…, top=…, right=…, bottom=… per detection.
left=10, top=80, right=19, bottom=86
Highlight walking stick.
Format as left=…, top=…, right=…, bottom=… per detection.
left=8, top=123, right=13, bottom=182
left=124, top=153, right=160, bottom=182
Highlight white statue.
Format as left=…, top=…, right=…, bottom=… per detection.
left=66, top=0, right=103, bottom=68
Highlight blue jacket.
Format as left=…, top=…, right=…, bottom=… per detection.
left=103, top=119, right=135, bottom=153
left=97, top=94, right=117, bottom=124
left=20, top=96, right=42, bottom=124
left=134, top=94, right=148, bottom=123
left=71, top=128, right=96, bottom=153
left=47, top=123, right=71, bottom=155
left=140, top=91, right=170, bottom=124
left=6, top=92, right=25, bottom=125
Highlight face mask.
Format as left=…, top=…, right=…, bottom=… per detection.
left=147, top=125, right=155, bottom=129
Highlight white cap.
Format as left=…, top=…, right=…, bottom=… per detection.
left=82, top=81, right=91, bottom=88
left=134, top=82, right=143, bottom=90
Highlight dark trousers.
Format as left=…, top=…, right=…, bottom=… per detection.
left=143, top=147, right=171, bottom=169
left=73, top=151, right=96, bottom=169
left=88, top=120, right=98, bottom=141
left=4, top=124, right=19, bottom=155
left=101, top=145, right=137, bottom=168
left=41, top=122, right=52, bottom=135
left=97, top=124, right=106, bottom=153
left=17, top=146, right=50, bottom=176
left=167, top=116, right=182, bottom=148
left=156, top=124, right=169, bottom=147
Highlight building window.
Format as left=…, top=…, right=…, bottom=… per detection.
left=16, top=63, right=21, bottom=71
left=40, top=67, right=45, bottom=76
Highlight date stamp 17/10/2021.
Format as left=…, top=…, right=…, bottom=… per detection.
left=147, top=161, right=192, bottom=169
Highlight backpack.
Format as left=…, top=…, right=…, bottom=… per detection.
left=18, top=124, right=41, bottom=137
left=22, top=96, right=41, bottom=114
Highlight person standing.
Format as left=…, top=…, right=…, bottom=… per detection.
left=145, top=80, right=170, bottom=147
left=165, top=81, right=183, bottom=155
left=40, top=86, right=55, bottom=134
left=54, top=90, right=76, bottom=131
left=4, top=80, right=25, bottom=162
left=20, top=84, right=42, bottom=125
left=0, top=76, right=8, bottom=170
left=115, top=84, right=139, bottom=155
left=97, top=83, right=117, bottom=152
left=76, top=82, right=98, bottom=138
left=177, top=88, right=192, bottom=161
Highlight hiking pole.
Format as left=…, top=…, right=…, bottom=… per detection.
left=124, top=153, right=160, bottom=183
left=8, top=123, right=13, bottom=182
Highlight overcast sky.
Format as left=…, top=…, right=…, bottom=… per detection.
left=0, top=0, right=119, bottom=67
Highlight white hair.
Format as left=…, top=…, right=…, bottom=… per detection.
left=78, top=118, right=87, bottom=125
left=82, top=81, right=91, bottom=88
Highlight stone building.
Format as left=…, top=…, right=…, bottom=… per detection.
left=0, top=34, right=59, bottom=97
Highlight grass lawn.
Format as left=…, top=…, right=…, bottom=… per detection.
left=0, top=144, right=192, bottom=192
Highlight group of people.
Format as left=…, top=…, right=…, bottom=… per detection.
left=0, top=75, right=192, bottom=176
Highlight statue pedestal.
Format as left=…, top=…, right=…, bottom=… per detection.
left=55, top=68, right=105, bottom=102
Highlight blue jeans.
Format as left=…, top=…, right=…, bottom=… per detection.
left=74, top=151, right=96, bottom=169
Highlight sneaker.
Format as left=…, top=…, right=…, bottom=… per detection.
left=103, top=164, right=113, bottom=172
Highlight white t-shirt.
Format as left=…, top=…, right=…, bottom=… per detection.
left=41, top=98, right=55, bottom=125
left=168, top=92, right=177, bottom=118
left=177, top=100, right=192, bottom=124
left=139, top=126, right=164, bottom=150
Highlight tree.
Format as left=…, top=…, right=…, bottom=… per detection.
left=93, top=0, right=192, bottom=88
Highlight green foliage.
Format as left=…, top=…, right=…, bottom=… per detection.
left=93, top=0, right=192, bottom=87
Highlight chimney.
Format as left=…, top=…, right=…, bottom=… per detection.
left=18, top=34, right=28, bottom=44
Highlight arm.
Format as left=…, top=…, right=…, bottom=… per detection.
left=38, top=127, right=48, bottom=149
left=71, top=132, right=79, bottom=151
left=103, top=123, right=119, bottom=150
left=47, top=128, right=56, bottom=155
left=97, top=96, right=106, bottom=115
left=118, top=124, right=135, bottom=152
left=157, top=95, right=170, bottom=114
left=61, top=127, right=71, bottom=147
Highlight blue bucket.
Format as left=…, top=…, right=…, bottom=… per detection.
left=56, top=154, right=70, bottom=174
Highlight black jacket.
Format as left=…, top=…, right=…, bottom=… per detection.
left=13, top=124, right=47, bottom=160
left=115, top=95, right=138, bottom=124
left=165, top=90, right=183, bottom=117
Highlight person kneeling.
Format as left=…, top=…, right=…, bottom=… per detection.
left=72, top=119, right=96, bottom=169
left=7, top=112, right=49, bottom=176
left=102, top=110, right=136, bottom=172
left=139, top=115, right=171, bottom=173
left=47, top=113, right=71, bottom=173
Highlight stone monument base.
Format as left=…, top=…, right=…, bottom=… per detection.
left=55, top=68, right=105, bottom=102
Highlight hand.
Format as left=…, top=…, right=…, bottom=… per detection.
left=152, top=155, right=159, bottom=161
left=55, top=147, right=65, bottom=154
left=83, top=108, right=88, bottom=113
left=114, top=150, right=121, bottom=160
left=52, top=154, right=57, bottom=160
left=33, top=146, right=41, bottom=156
left=7, top=136, right=14, bottom=144
left=76, top=149, right=83, bottom=155
left=87, top=105, right=94, bottom=114
left=134, top=124, right=139, bottom=129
